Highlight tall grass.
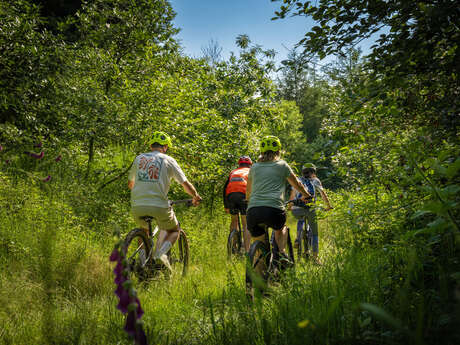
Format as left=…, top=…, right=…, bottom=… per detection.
left=0, top=174, right=457, bottom=345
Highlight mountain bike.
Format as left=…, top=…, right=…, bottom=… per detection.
left=246, top=208, right=295, bottom=298
left=121, top=199, right=192, bottom=284
left=227, top=212, right=243, bottom=259
left=296, top=215, right=313, bottom=261
left=291, top=202, right=331, bottom=262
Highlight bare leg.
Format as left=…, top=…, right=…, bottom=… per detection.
left=251, top=234, right=266, bottom=245
left=229, top=214, right=239, bottom=232
left=241, top=215, right=250, bottom=253
left=138, top=227, right=149, bottom=264
left=154, top=228, right=167, bottom=254
left=274, top=226, right=288, bottom=255
left=154, top=226, right=180, bottom=258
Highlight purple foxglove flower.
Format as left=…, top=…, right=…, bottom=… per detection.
left=34, top=142, right=42, bottom=148
left=135, top=297, right=144, bottom=318
left=25, top=151, right=44, bottom=159
left=110, top=248, right=120, bottom=262
left=0, top=145, right=3, bottom=151
left=42, top=175, right=52, bottom=182
left=55, top=155, right=62, bottom=162
left=114, top=264, right=126, bottom=284
left=116, top=289, right=131, bottom=313
left=5, top=160, right=10, bottom=164
left=111, top=244, right=148, bottom=344
left=115, top=284, right=125, bottom=298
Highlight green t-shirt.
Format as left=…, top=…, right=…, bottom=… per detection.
left=247, top=159, right=294, bottom=210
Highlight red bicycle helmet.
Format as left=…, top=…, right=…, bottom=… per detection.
left=238, top=156, right=253, bottom=166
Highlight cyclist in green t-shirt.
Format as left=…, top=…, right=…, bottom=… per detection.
left=246, top=136, right=312, bottom=261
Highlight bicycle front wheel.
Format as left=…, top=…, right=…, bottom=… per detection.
left=121, top=228, right=152, bottom=285
left=168, top=229, right=189, bottom=276
left=227, top=229, right=241, bottom=259
left=246, top=240, right=270, bottom=298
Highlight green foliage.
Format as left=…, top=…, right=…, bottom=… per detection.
left=0, top=0, right=65, bottom=146
left=0, top=1, right=459, bottom=344
left=273, top=0, right=459, bottom=137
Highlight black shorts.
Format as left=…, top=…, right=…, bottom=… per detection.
left=226, top=192, right=247, bottom=215
left=247, top=206, right=286, bottom=237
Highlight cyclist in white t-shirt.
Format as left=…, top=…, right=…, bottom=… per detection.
left=128, top=131, right=201, bottom=271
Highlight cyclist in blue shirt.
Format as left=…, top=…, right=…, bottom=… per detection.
left=289, top=163, right=332, bottom=265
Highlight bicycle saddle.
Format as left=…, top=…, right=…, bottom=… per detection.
left=140, top=216, right=154, bottom=222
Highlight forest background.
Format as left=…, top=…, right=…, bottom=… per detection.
left=0, top=1, right=458, bottom=344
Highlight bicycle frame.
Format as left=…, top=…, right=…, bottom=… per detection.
left=237, top=212, right=242, bottom=245
left=248, top=225, right=294, bottom=280
left=128, top=199, right=192, bottom=271
left=227, top=211, right=244, bottom=259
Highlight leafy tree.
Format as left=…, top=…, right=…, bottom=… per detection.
left=0, top=0, right=66, bottom=148
left=77, top=0, right=179, bottom=56
left=277, top=48, right=312, bottom=103
left=272, top=0, right=459, bottom=138
left=201, top=38, right=223, bottom=67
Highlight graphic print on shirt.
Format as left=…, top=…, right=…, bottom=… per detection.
left=137, top=154, right=164, bottom=182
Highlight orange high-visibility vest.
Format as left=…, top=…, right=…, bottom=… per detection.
left=225, top=167, right=250, bottom=195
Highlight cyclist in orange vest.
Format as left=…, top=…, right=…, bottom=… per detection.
left=223, top=156, right=252, bottom=254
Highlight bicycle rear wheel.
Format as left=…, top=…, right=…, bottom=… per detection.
left=246, top=240, right=270, bottom=298
left=286, top=227, right=295, bottom=266
left=227, top=229, right=241, bottom=259
left=296, top=227, right=303, bottom=261
left=122, top=228, right=152, bottom=284
left=302, top=224, right=312, bottom=260
left=167, top=230, right=189, bottom=276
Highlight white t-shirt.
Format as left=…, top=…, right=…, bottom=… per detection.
left=128, top=151, right=187, bottom=208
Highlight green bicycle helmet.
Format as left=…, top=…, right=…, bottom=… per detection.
left=260, top=136, right=281, bottom=153
left=151, top=131, right=172, bottom=147
left=302, top=163, right=316, bottom=171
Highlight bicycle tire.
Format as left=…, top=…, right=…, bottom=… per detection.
left=227, top=229, right=241, bottom=259
left=296, top=227, right=303, bottom=261
left=122, top=228, right=152, bottom=284
left=303, top=224, right=311, bottom=260
left=286, top=227, right=295, bottom=266
left=167, top=229, right=189, bottom=276
left=246, top=240, right=270, bottom=298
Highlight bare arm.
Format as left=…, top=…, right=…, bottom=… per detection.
left=128, top=179, right=135, bottom=190
left=181, top=180, right=202, bottom=206
left=289, top=186, right=296, bottom=200
left=287, top=173, right=311, bottom=199
left=246, top=175, right=252, bottom=201
left=320, top=189, right=333, bottom=210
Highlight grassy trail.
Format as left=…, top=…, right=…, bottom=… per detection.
left=1, top=179, right=401, bottom=345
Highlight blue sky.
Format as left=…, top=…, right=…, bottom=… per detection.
left=169, top=0, right=315, bottom=66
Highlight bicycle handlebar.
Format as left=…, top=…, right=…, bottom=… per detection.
left=285, top=198, right=333, bottom=211
left=169, top=199, right=195, bottom=206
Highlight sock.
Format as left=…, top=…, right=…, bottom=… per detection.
left=155, top=241, right=172, bottom=259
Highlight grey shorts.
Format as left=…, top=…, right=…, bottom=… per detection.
left=131, top=205, right=178, bottom=230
